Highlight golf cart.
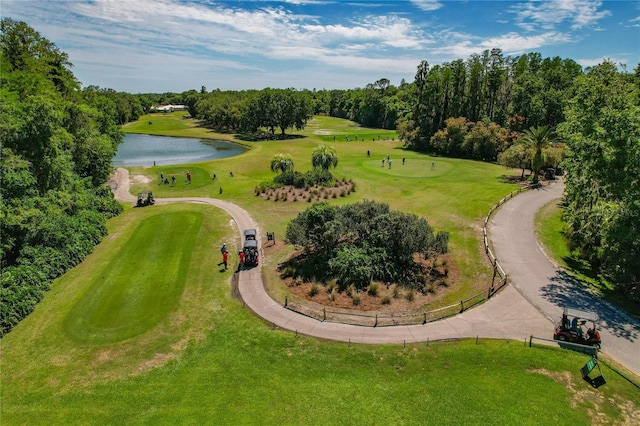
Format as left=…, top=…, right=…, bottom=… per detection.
left=242, top=229, right=259, bottom=266
left=136, top=191, right=155, bottom=207
left=554, top=307, right=601, bottom=348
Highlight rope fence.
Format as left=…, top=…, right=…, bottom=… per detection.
left=280, top=185, right=527, bottom=327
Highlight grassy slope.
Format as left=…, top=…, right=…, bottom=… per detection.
left=535, top=200, right=640, bottom=318
left=2, top=115, right=637, bottom=424
left=125, top=114, right=518, bottom=307
left=2, top=203, right=637, bottom=425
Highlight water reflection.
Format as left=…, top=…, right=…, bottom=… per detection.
left=113, top=134, right=247, bottom=166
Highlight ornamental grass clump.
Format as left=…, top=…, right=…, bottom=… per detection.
left=309, top=283, right=321, bottom=297
left=368, top=282, right=379, bottom=297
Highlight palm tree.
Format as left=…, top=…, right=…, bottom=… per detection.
left=311, top=145, right=338, bottom=171
left=270, top=153, right=294, bottom=174
left=520, top=125, right=560, bottom=184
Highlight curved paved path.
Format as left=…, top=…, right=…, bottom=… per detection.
left=489, top=180, right=640, bottom=375
left=111, top=169, right=638, bottom=375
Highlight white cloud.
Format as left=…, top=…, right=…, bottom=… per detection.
left=430, top=31, right=573, bottom=58
left=575, top=57, right=628, bottom=68
left=411, top=0, right=443, bottom=12
left=510, top=0, right=610, bottom=31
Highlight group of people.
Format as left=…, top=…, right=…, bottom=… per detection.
left=218, top=243, right=258, bottom=272
left=379, top=154, right=407, bottom=169
left=157, top=170, right=236, bottom=189
left=159, top=171, right=176, bottom=186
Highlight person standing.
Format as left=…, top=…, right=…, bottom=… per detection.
left=238, top=250, right=245, bottom=272
left=222, top=250, right=228, bottom=270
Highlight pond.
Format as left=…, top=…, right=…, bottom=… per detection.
left=112, top=134, right=247, bottom=166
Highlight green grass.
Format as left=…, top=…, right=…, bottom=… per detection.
left=2, top=203, right=638, bottom=424
left=3, top=115, right=638, bottom=424
left=64, top=211, right=203, bottom=343
left=535, top=201, right=640, bottom=318
left=124, top=114, right=520, bottom=308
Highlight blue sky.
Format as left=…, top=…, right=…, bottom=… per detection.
left=3, top=0, right=638, bottom=93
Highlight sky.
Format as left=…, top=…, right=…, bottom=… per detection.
left=2, top=0, right=639, bottom=93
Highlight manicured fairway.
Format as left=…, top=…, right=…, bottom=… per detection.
left=64, top=211, right=203, bottom=343
left=2, top=204, right=638, bottom=425
left=125, top=114, right=522, bottom=308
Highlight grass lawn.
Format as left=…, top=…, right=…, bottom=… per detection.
left=124, top=114, right=520, bottom=308
left=535, top=201, right=640, bottom=318
left=2, top=203, right=638, bottom=425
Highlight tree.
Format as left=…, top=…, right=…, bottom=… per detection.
left=270, top=153, right=294, bottom=173
left=498, top=143, right=532, bottom=178
left=559, top=61, right=640, bottom=297
left=285, top=200, right=449, bottom=288
left=1, top=19, right=123, bottom=335
left=311, top=145, right=338, bottom=171
left=519, top=125, right=559, bottom=184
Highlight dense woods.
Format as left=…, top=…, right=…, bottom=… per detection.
left=1, top=19, right=123, bottom=334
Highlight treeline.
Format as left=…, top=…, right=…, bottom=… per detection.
left=558, top=63, right=640, bottom=298
left=1, top=19, right=123, bottom=335
left=195, top=88, right=314, bottom=137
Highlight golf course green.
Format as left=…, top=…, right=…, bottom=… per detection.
left=2, top=113, right=638, bottom=425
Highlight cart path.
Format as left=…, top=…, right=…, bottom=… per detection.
left=111, top=169, right=638, bottom=376
left=488, top=180, right=640, bottom=375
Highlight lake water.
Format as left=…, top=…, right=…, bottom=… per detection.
left=112, top=134, right=247, bottom=166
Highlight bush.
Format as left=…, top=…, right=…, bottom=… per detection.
left=405, top=288, right=416, bottom=302
left=368, top=282, right=379, bottom=296
left=392, top=285, right=400, bottom=298
left=352, top=294, right=361, bottom=306
left=309, top=283, right=321, bottom=297
left=381, top=294, right=392, bottom=305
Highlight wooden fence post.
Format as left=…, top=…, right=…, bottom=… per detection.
left=284, top=296, right=288, bottom=307
left=460, top=300, right=464, bottom=313
left=323, top=308, right=326, bottom=321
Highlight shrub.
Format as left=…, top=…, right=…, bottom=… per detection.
left=280, top=265, right=296, bottom=278
left=368, top=282, right=379, bottom=297
left=392, top=284, right=400, bottom=298
left=405, top=288, right=416, bottom=302
left=346, top=284, right=356, bottom=298
left=352, top=294, right=361, bottom=306
left=309, top=283, right=321, bottom=297
left=305, top=169, right=333, bottom=186
left=381, top=294, right=392, bottom=305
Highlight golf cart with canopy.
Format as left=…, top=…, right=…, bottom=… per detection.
left=242, top=229, right=259, bottom=266
left=136, top=191, right=155, bottom=207
left=554, top=307, right=601, bottom=348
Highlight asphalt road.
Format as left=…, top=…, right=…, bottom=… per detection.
left=111, top=169, right=639, bottom=376
left=488, top=179, right=640, bottom=375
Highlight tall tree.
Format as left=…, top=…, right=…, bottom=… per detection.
left=559, top=61, right=640, bottom=296
left=519, top=125, right=559, bottom=184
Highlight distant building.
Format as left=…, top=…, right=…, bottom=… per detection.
left=150, top=104, right=187, bottom=113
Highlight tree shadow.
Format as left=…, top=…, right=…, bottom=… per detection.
left=540, top=270, right=640, bottom=341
